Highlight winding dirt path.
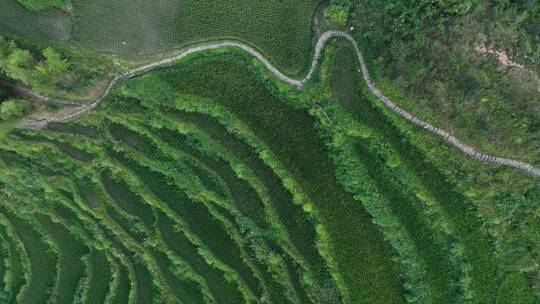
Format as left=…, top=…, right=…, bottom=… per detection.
left=21, top=31, right=540, bottom=177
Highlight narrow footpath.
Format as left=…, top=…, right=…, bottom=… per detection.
left=21, top=31, right=540, bottom=177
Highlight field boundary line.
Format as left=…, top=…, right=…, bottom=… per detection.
left=20, top=31, right=540, bottom=177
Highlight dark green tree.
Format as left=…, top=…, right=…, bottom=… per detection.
left=496, top=272, right=535, bottom=304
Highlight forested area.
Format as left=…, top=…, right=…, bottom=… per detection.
left=0, top=36, right=69, bottom=92
left=0, top=35, right=112, bottom=105
left=349, top=0, right=539, bottom=163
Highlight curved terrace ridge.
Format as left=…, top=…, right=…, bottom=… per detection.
left=22, top=31, right=540, bottom=177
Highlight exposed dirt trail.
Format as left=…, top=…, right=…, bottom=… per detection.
left=21, top=31, right=540, bottom=177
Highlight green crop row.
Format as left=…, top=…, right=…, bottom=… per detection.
left=0, top=218, right=27, bottom=304
left=34, top=214, right=89, bottom=304
left=101, top=113, right=326, bottom=302
left=0, top=143, right=147, bottom=304
left=101, top=83, right=339, bottom=303
left=1, top=142, right=202, bottom=304
left=115, top=54, right=406, bottom=303
left=2, top=31, right=531, bottom=303
left=107, top=147, right=265, bottom=298
left=83, top=249, right=112, bottom=304
left=327, top=41, right=498, bottom=303
left=72, top=0, right=319, bottom=74
left=148, top=109, right=334, bottom=302
left=0, top=204, right=57, bottom=304
left=123, top=116, right=315, bottom=303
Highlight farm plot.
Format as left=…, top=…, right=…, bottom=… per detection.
left=103, top=98, right=339, bottom=302
left=0, top=207, right=57, bottom=304
left=35, top=214, right=88, bottom=304
left=84, top=249, right=112, bottom=304
left=0, top=32, right=526, bottom=304
left=0, top=225, right=26, bottom=304
left=104, top=122, right=303, bottom=302
left=157, top=110, right=339, bottom=300
left=0, top=0, right=71, bottom=41
left=156, top=211, right=246, bottom=304
left=108, top=149, right=265, bottom=299
left=329, top=42, right=498, bottom=303
left=116, top=55, right=406, bottom=303
left=71, top=0, right=320, bottom=74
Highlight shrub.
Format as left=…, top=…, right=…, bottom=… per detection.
left=0, top=99, right=31, bottom=120
left=496, top=272, right=534, bottom=304
left=325, top=0, right=352, bottom=25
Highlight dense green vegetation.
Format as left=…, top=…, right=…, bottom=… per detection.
left=0, top=41, right=538, bottom=302
left=0, top=36, right=69, bottom=92
left=0, top=35, right=112, bottom=101
left=0, top=99, right=31, bottom=120
left=350, top=0, right=539, bottom=163
left=71, top=0, right=320, bottom=74
left=0, top=1, right=538, bottom=303
left=496, top=272, right=535, bottom=304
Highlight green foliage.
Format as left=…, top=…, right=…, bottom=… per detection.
left=0, top=207, right=57, bottom=304
left=157, top=211, right=246, bottom=303
left=325, top=7, right=349, bottom=25
left=0, top=99, right=30, bottom=120
left=35, top=214, right=89, bottom=304
left=0, top=225, right=26, bottom=303
left=153, top=111, right=334, bottom=300
left=0, top=37, right=68, bottom=92
left=0, top=21, right=537, bottom=303
left=83, top=250, right=111, bottom=304
left=17, top=0, right=70, bottom=10
left=351, top=0, right=539, bottom=162
left=327, top=41, right=499, bottom=302
left=33, top=47, right=69, bottom=91
left=4, top=49, right=35, bottom=84
left=496, top=272, right=534, bottom=304
left=138, top=56, right=406, bottom=303
left=325, top=0, right=353, bottom=25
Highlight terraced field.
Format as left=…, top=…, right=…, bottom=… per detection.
left=0, top=29, right=537, bottom=304
left=72, top=0, right=319, bottom=74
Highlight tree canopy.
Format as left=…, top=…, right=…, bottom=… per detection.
left=0, top=36, right=69, bottom=92
left=0, top=99, right=30, bottom=120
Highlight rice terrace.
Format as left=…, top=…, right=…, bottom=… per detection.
left=0, top=1, right=539, bottom=304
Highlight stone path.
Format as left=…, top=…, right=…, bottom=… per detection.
left=22, top=31, right=540, bottom=177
